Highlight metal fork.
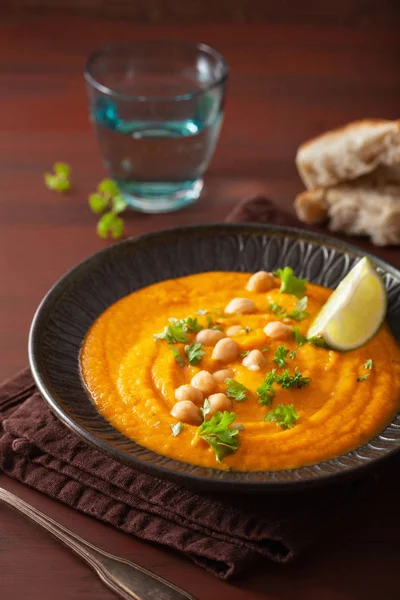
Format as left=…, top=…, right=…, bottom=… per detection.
left=0, top=487, right=197, bottom=600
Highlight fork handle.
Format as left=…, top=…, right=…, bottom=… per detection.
left=0, top=487, right=196, bottom=600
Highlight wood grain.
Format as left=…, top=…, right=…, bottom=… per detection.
left=1, top=11, right=400, bottom=600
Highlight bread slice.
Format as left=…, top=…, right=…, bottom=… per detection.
left=296, top=119, right=400, bottom=190
left=295, top=181, right=400, bottom=246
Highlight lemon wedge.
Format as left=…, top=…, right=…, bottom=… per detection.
left=307, top=257, right=387, bottom=351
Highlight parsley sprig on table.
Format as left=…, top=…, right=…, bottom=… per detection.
left=264, top=404, right=299, bottom=429
left=44, top=162, right=71, bottom=192
left=225, top=378, right=250, bottom=402
left=196, top=411, right=241, bottom=462
left=274, top=267, right=307, bottom=298
left=88, top=179, right=127, bottom=240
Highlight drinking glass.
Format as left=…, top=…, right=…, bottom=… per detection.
left=84, top=41, right=228, bottom=213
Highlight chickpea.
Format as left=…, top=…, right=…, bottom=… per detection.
left=207, top=393, right=233, bottom=417
left=245, top=271, right=275, bottom=293
left=224, top=297, right=256, bottom=315
left=191, top=370, right=217, bottom=395
left=195, top=328, right=225, bottom=346
left=174, top=385, right=204, bottom=405
left=242, top=349, right=266, bottom=372
left=225, top=325, right=244, bottom=337
left=212, top=368, right=234, bottom=384
left=264, top=321, right=292, bottom=340
left=170, top=401, right=202, bottom=425
left=211, top=338, right=239, bottom=363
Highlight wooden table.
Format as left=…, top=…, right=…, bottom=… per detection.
left=1, top=12, right=400, bottom=600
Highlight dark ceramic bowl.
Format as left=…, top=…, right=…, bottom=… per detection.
left=29, top=224, right=400, bottom=492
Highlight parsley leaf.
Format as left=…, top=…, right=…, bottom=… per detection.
left=245, top=326, right=252, bottom=334
left=276, top=369, right=310, bottom=389
left=154, top=320, right=189, bottom=344
left=257, top=371, right=277, bottom=407
left=184, top=317, right=203, bottom=333
left=170, top=422, right=184, bottom=437
left=293, top=326, right=307, bottom=346
left=289, top=327, right=308, bottom=359
left=289, top=296, right=310, bottom=321
left=365, top=359, right=374, bottom=370
left=184, top=342, right=205, bottom=366
left=357, top=374, right=370, bottom=382
left=307, top=335, right=328, bottom=348
left=206, top=315, right=222, bottom=330
left=169, top=346, right=185, bottom=367
left=44, top=162, right=71, bottom=193
left=262, top=346, right=270, bottom=352
left=241, top=350, right=250, bottom=357
left=200, top=398, right=211, bottom=419
left=264, top=404, right=299, bottom=429
left=88, top=178, right=127, bottom=240
left=267, top=302, right=287, bottom=317
left=274, top=267, right=307, bottom=298
left=97, top=212, right=124, bottom=240
left=196, top=411, right=241, bottom=462
left=225, top=378, right=250, bottom=402
left=267, top=297, right=309, bottom=322
left=274, top=345, right=289, bottom=368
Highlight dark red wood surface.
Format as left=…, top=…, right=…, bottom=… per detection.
left=1, top=12, right=400, bottom=600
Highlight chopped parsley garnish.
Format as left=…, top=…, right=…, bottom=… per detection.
left=276, top=369, right=310, bottom=389
left=245, top=326, right=252, bottom=334
left=357, top=374, right=370, bottom=382
left=225, top=378, right=250, bottom=402
left=274, top=345, right=289, bottom=368
left=200, top=398, right=211, bottom=419
left=257, top=371, right=277, bottom=407
left=274, top=266, right=307, bottom=298
left=184, top=317, right=203, bottom=333
left=289, top=327, right=307, bottom=359
left=170, top=346, right=185, bottom=367
left=196, top=411, right=241, bottom=462
left=241, top=350, right=250, bottom=357
left=365, top=359, right=375, bottom=370
left=267, top=302, right=286, bottom=317
left=206, top=315, right=222, bottom=330
left=289, top=296, right=310, bottom=321
left=307, top=335, right=328, bottom=348
left=267, top=297, right=309, bottom=322
left=262, top=346, right=270, bottom=352
left=264, top=404, right=299, bottom=429
left=184, top=342, right=205, bottom=366
left=170, top=422, right=184, bottom=437
left=154, top=319, right=189, bottom=344
left=293, top=326, right=307, bottom=346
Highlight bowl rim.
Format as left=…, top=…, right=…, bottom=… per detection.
left=28, top=223, right=400, bottom=491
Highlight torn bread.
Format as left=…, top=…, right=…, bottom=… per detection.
left=295, top=182, right=400, bottom=246
left=296, top=119, right=400, bottom=190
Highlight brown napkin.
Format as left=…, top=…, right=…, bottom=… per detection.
left=0, top=198, right=380, bottom=580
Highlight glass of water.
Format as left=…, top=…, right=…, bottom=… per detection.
left=84, top=41, right=228, bottom=213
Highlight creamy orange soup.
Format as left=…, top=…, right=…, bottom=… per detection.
left=81, top=271, right=400, bottom=471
